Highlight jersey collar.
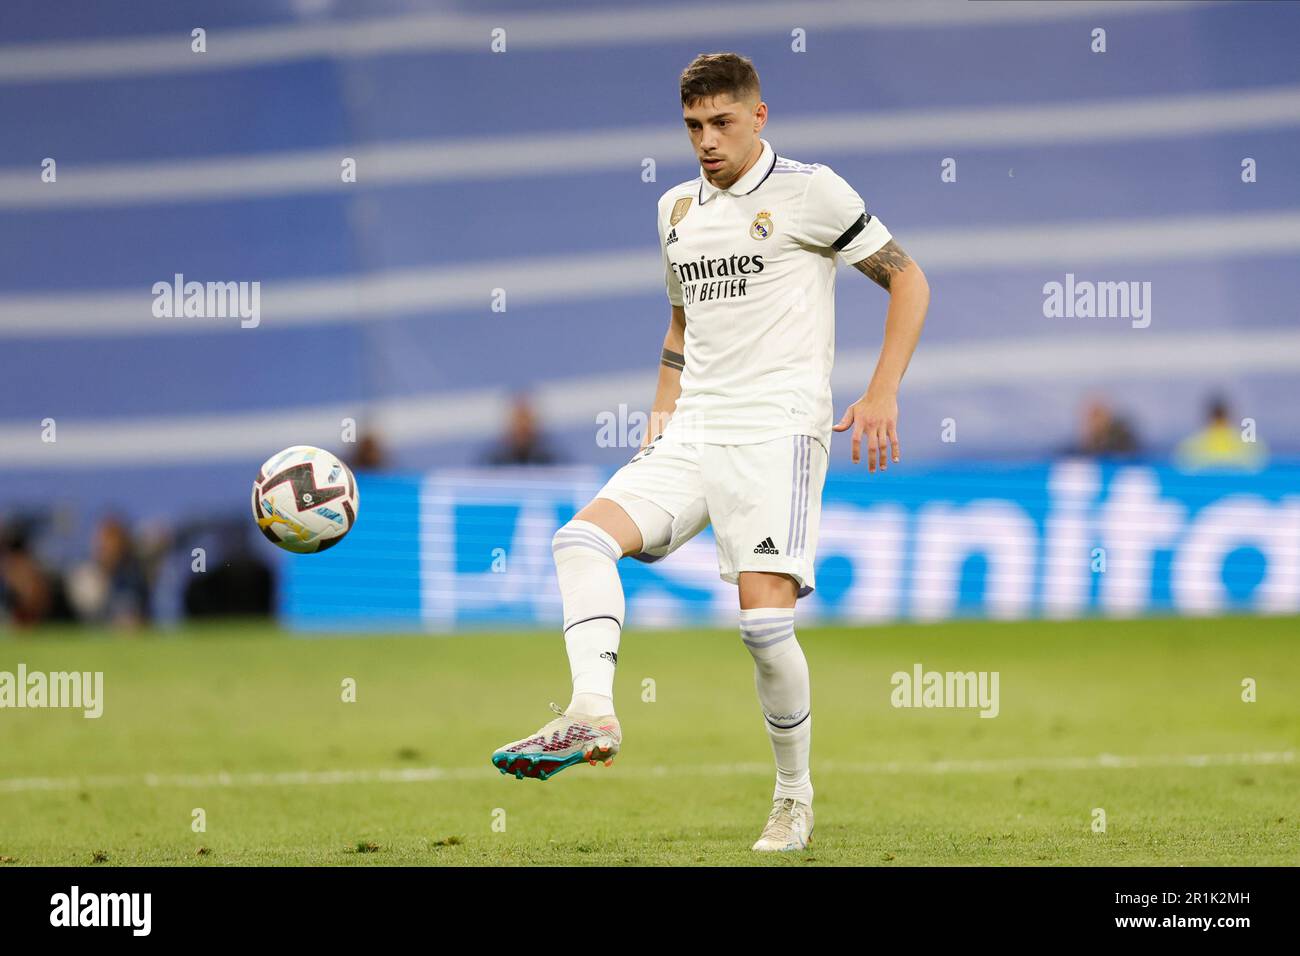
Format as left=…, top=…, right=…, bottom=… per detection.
left=698, top=138, right=776, bottom=205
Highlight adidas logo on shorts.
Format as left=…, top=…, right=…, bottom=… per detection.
left=753, top=536, right=780, bottom=555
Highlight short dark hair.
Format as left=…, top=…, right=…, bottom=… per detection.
left=680, top=52, right=760, bottom=107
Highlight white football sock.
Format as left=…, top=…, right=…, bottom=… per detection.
left=552, top=519, right=624, bottom=717
left=739, top=607, right=812, bottom=805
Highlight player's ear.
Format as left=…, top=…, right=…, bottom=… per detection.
left=753, top=100, right=768, bottom=133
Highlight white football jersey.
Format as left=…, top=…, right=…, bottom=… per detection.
left=656, top=137, right=891, bottom=449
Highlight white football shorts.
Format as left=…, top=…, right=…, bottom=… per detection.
left=595, top=428, right=829, bottom=597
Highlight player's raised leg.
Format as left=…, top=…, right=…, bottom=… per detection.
left=492, top=423, right=708, bottom=781
left=738, top=571, right=815, bottom=851
left=560, top=497, right=644, bottom=717
left=491, top=498, right=642, bottom=780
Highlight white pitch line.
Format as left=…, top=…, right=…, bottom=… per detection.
left=0, top=750, right=1291, bottom=794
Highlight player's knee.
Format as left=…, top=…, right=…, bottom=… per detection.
left=552, top=519, right=623, bottom=566
left=739, top=608, right=799, bottom=663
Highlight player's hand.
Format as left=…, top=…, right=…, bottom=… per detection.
left=833, top=390, right=899, bottom=472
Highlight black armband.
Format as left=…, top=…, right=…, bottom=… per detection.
left=661, top=348, right=685, bottom=371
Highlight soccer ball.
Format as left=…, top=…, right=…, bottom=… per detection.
left=251, top=445, right=359, bottom=553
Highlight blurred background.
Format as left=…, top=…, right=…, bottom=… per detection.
left=1, top=0, right=1297, bottom=633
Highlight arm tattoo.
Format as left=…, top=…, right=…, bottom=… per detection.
left=661, top=348, right=685, bottom=371
left=852, top=239, right=913, bottom=292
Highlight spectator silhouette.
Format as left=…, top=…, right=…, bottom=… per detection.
left=482, top=395, right=561, bottom=466
left=1175, top=395, right=1267, bottom=472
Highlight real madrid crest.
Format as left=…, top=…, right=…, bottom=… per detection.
left=750, top=210, right=774, bottom=241
left=669, top=197, right=692, bottom=227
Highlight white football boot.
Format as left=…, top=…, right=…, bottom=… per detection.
left=491, top=703, right=621, bottom=781
left=751, top=797, right=814, bottom=851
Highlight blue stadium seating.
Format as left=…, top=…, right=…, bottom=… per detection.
left=2, top=0, right=1298, bottom=528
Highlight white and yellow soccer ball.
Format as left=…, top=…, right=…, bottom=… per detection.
left=252, top=445, right=359, bottom=553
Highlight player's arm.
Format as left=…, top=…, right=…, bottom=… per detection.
left=642, top=305, right=686, bottom=449
left=833, top=239, right=929, bottom=472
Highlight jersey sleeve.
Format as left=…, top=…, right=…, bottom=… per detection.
left=657, top=202, right=685, bottom=306
left=793, top=166, right=892, bottom=264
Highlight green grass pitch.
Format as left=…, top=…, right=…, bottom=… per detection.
left=1, top=615, right=1296, bottom=866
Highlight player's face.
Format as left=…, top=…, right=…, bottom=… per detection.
left=683, top=93, right=766, bottom=189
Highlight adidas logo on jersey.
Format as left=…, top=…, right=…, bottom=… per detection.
left=665, top=228, right=679, bottom=245
left=753, top=536, right=779, bottom=555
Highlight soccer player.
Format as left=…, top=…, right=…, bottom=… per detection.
left=492, top=52, right=929, bottom=851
